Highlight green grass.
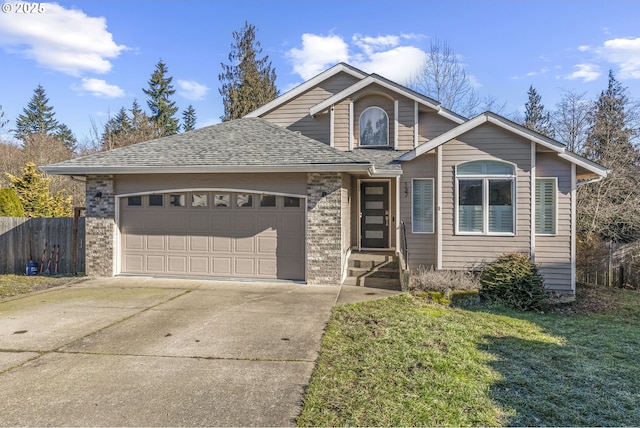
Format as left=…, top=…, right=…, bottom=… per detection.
left=0, top=274, right=73, bottom=299
left=297, top=286, right=640, bottom=427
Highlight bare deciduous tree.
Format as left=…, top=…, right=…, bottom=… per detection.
left=552, top=90, right=592, bottom=154
left=409, top=39, right=480, bottom=118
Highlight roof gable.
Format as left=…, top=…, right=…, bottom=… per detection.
left=308, top=73, right=466, bottom=125
left=244, top=63, right=368, bottom=118
left=399, top=111, right=610, bottom=179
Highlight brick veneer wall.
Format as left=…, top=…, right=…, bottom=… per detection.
left=85, top=175, right=115, bottom=276
left=307, top=172, right=344, bottom=285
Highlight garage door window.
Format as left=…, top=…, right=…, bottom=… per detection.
left=213, top=194, right=230, bottom=207
left=260, top=194, right=276, bottom=207
left=128, top=196, right=142, bottom=206
left=149, top=195, right=163, bottom=207
left=191, top=193, right=208, bottom=208
left=170, top=194, right=185, bottom=207
left=236, top=194, right=253, bottom=208
left=284, top=196, right=301, bottom=208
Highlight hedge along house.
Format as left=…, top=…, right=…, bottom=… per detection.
left=43, top=63, right=609, bottom=293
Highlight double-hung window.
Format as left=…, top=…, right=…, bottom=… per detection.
left=456, top=160, right=516, bottom=234
left=412, top=179, right=434, bottom=233
left=535, top=178, right=556, bottom=235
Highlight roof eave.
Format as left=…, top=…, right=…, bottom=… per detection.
left=41, top=163, right=373, bottom=176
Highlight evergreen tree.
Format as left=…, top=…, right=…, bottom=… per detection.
left=13, top=85, right=60, bottom=140
left=578, top=70, right=640, bottom=244
left=13, top=85, right=77, bottom=152
left=143, top=59, right=179, bottom=136
left=182, top=105, right=197, bottom=132
left=218, top=22, right=278, bottom=121
left=0, top=188, right=25, bottom=217
left=101, top=100, right=158, bottom=151
left=54, top=123, right=77, bottom=152
left=6, top=161, right=72, bottom=217
left=523, top=85, right=555, bottom=138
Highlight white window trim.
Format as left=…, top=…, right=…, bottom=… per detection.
left=412, top=178, right=435, bottom=234
left=359, top=106, right=390, bottom=147
left=535, top=177, right=558, bottom=236
left=454, top=161, right=517, bottom=236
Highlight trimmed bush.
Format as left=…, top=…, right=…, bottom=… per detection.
left=479, top=252, right=547, bottom=311
left=409, top=266, right=479, bottom=295
left=0, top=188, right=25, bottom=217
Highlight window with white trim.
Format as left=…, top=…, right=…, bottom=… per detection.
left=535, top=178, right=556, bottom=235
left=359, top=106, right=389, bottom=147
left=456, top=160, right=516, bottom=234
left=412, top=179, right=434, bottom=233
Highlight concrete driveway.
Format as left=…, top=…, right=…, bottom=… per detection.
left=0, top=277, right=400, bottom=427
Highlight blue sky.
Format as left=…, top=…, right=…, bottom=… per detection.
left=1, top=0, right=639, bottom=146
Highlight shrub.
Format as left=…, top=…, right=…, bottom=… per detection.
left=410, top=266, right=479, bottom=295
left=479, top=252, right=547, bottom=311
left=0, top=188, right=25, bottom=217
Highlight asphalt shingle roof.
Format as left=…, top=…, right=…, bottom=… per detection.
left=43, top=118, right=371, bottom=174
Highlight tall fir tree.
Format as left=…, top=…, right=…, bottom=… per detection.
left=578, top=70, right=640, bottom=244
left=101, top=100, right=158, bottom=150
left=523, top=85, right=555, bottom=138
left=13, top=85, right=76, bottom=151
left=182, top=105, right=197, bottom=132
left=143, top=59, right=179, bottom=136
left=218, top=22, right=278, bottom=121
left=14, top=85, right=60, bottom=139
left=54, top=123, right=77, bottom=152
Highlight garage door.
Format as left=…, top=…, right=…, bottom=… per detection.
left=119, top=191, right=305, bottom=280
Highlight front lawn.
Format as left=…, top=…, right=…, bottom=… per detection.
left=298, top=285, right=640, bottom=427
left=0, top=274, right=75, bottom=299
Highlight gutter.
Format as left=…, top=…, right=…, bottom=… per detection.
left=41, top=163, right=373, bottom=176
left=577, top=176, right=605, bottom=187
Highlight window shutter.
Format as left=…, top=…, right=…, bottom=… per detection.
left=535, top=179, right=556, bottom=234
left=412, top=180, right=434, bottom=233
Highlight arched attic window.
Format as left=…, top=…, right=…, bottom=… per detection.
left=359, top=106, right=389, bottom=147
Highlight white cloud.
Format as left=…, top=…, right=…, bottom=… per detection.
left=74, top=78, right=125, bottom=98
left=598, top=37, right=640, bottom=79
left=566, top=64, right=601, bottom=82
left=0, top=2, right=127, bottom=75
left=177, top=80, right=210, bottom=101
left=286, top=33, right=425, bottom=84
left=286, top=33, right=350, bottom=80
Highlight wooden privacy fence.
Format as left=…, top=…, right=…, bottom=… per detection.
left=0, top=216, right=85, bottom=275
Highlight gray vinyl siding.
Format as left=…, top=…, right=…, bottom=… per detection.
left=334, top=100, right=351, bottom=151
left=419, top=110, right=459, bottom=142
left=397, top=98, right=415, bottom=150
left=535, top=152, right=573, bottom=292
left=441, top=124, right=532, bottom=270
left=400, top=154, right=438, bottom=269
left=114, top=173, right=308, bottom=196
left=261, top=72, right=361, bottom=145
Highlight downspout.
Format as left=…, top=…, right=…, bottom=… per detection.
left=576, top=176, right=605, bottom=187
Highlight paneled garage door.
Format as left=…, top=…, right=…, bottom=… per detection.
left=119, top=191, right=305, bottom=280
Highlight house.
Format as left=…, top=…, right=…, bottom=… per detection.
left=43, top=63, right=609, bottom=294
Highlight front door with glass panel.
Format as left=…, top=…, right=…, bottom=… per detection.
left=360, top=182, right=389, bottom=248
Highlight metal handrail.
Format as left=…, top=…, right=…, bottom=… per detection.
left=400, top=220, right=409, bottom=269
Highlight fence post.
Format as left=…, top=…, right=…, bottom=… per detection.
left=71, top=207, right=86, bottom=275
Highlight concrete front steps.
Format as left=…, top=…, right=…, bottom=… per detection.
left=344, top=252, right=401, bottom=290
